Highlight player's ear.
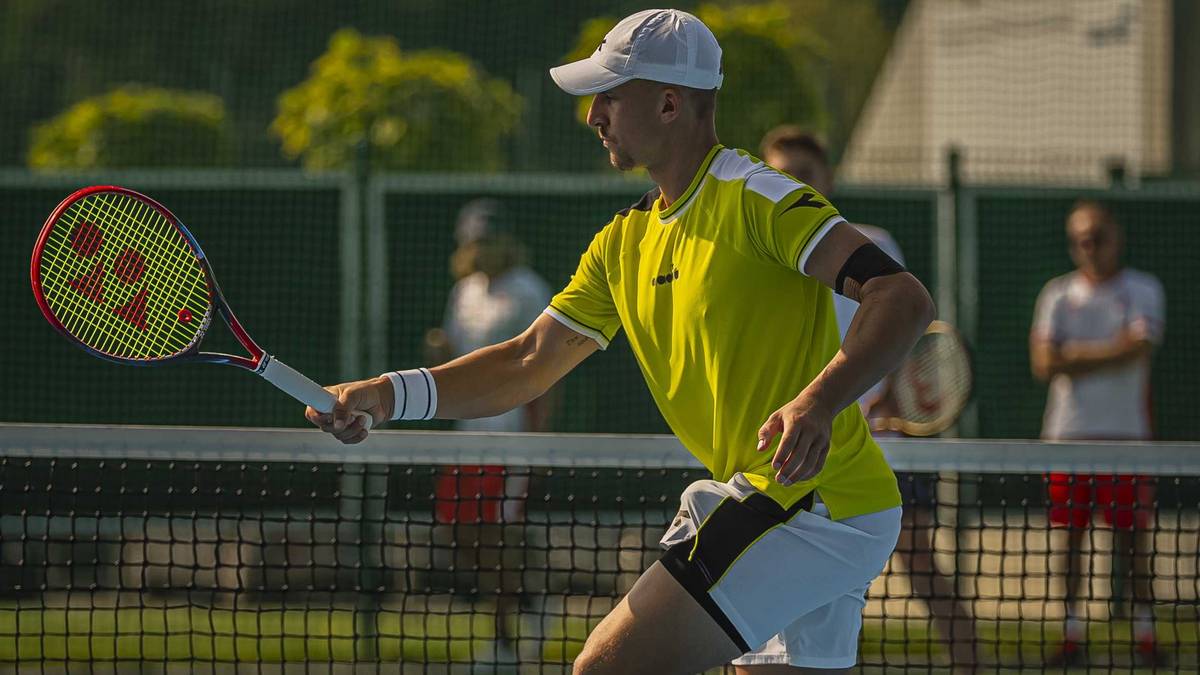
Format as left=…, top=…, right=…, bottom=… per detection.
left=659, top=87, right=680, bottom=123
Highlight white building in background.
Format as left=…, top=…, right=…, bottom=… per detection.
left=840, top=0, right=1172, bottom=186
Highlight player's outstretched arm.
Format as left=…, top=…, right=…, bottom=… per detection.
left=307, top=313, right=599, bottom=443
left=758, top=222, right=935, bottom=485
left=430, top=313, right=598, bottom=420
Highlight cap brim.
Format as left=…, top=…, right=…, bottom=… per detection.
left=549, top=58, right=634, bottom=95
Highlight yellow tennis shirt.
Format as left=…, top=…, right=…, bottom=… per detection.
left=546, top=145, right=901, bottom=520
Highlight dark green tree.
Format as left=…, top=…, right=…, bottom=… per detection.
left=28, top=85, right=231, bottom=169
left=272, top=29, right=522, bottom=171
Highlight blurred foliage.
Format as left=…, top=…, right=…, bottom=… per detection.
left=0, top=0, right=891, bottom=171
left=272, top=29, right=522, bottom=171
left=563, top=3, right=830, bottom=155
left=27, top=85, right=231, bottom=169
left=783, top=0, right=893, bottom=158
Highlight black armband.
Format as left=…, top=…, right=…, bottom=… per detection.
left=835, top=243, right=905, bottom=297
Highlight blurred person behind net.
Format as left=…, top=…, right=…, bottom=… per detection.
left=423, top=198, right=554, bottom=666
left=1030, top=200, right=1166, bottom=668
left=761, top=125, right=977, bottom=673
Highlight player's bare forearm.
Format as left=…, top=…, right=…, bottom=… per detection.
left=757, top=272, right=932, bottom=486
left=308, top=313, right=596, bottom=443
left=523, top=386, right=558, bottom=432
left=430, top=313, right=596, bottom=420
left=807, top=273, right=935, bottom=414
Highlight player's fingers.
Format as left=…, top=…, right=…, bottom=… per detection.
left=335, top=415, right=369, bottom=444
left=757, top=413, right=783, bottom=452
left=305, top=406, right=331, bottom=429
left=778, top=425, right=816, bottom=486
left=342, top=426, right=370, bottom=445
left=791, top=434, right=830, bottom=483
left=331, top=385, right=359, bottom=431
left=771, top=419, right=801, bottom=475
left=306, top=408, right=339, bottom=435
left=351, top=410, right=374, bottom=432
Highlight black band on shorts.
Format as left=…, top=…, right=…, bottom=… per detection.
left=835, top=242, right=906, bottom=296
left=658, top=491, right=814, bottom=654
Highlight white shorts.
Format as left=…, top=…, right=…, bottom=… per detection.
left=658, top=474, right=901, bottom=669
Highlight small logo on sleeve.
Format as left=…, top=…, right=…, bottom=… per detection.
left=791, top=192, right=826, bottom=209
left=651, top=266, right=680, bottom=287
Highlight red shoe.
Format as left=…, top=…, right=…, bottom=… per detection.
left=1045, top=640, right=1087, bottom=668
left=1136, top=639, right=1171, bottom=668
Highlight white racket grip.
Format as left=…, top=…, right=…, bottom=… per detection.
left=259, top=356, right=371, bottom=431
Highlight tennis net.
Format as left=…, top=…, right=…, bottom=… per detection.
left=1, top=425, right=1197, bottom=673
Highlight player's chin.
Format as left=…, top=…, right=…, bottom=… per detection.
left=609, top=150, right=635, bottom=172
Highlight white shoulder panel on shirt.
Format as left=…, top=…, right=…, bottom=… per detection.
left=709, top=148, right=759, bottom=181
left=743, top=167, right=807, bottom=204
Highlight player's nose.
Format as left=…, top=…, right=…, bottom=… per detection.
left=586, top=97, right=606, bottom=129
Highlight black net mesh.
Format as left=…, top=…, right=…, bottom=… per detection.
left=1, top=428, right=1197, bottom=672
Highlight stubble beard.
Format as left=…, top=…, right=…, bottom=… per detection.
left=609, top=147, right=637, bottom=172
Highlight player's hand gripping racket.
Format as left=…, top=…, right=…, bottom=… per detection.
left=871, top=320, right=972, bottom=437
left=30, top=185, right=368, bottom=428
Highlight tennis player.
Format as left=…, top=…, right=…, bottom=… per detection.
left=308, top=9, right=934, bottom=674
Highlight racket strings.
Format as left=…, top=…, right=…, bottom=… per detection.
left=104, top=195, right=208, bottom=357
left=896, top=333, right=971, bottom=424
left=38, top=192, right=210, bottom=359
left=82, top=193, right=208, bottom=358
left=57, top=196, right=167, bottom=356
left=43, top=196, right=153, bottom=356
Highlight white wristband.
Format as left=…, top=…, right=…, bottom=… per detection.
left=383, top=368, right=438, bottom=421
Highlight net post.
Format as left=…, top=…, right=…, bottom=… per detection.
left=941, top=147, right=979, bottom=636
left=338, top=168, right=363, bottom=381
left=342, top=143, right=387, bottom=662
left=947, top=146, right=980, bottom=439
left=338, top=461, right=389, bottom=663
left=934, top=151, right=960, bottom=385
left=363, top=143, right=389, bottom=378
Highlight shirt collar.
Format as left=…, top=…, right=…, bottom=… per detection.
left=658, top=144, right=724, bottom=221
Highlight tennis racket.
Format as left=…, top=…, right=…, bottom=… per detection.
left=30, top=185, right=368, bottom=427
left=871, top=320, right=972, bottom=437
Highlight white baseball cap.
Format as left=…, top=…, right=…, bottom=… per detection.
left=550, top=9, right=724, bottom=95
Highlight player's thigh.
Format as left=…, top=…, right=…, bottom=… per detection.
left=731, top=577, right=873, bottom=672
left=576, top=476, right=900, bottom=675
left=574, top=561, right=742, bottom=675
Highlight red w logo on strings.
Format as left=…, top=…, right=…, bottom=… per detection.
left=65, top=220, right=150, bottom=330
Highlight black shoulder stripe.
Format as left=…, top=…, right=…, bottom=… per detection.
left=779, top=191, right=827, bottom=213
left=617, top=187, right=661, bottom=217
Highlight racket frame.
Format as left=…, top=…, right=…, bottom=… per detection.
left=31, top=185, right=269, bottom=373
left=872, top=320, right=974, bottom=437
